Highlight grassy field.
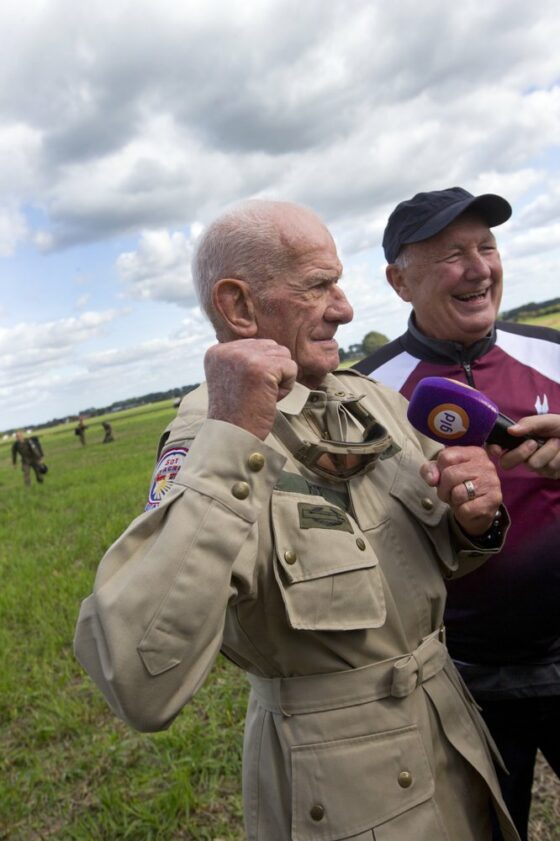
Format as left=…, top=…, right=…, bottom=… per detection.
left=1, top=403, right=247, bottom=840
left=1, top=398, right=559, bottom=839
left=523, top=311, right=560, bottom=330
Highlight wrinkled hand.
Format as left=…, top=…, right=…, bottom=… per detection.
left=487, top=415, right=560, bottom=479
left=420, top=446, right=502, bottom=536
left=205, top=339, right=298, bottom=440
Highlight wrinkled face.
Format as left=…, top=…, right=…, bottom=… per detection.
left=254, top=216, right=353, bottom=388
left=392, top=214, right=503, bottom=345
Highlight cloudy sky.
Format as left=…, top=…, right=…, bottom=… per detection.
left=2, top=0, right=560, bottom=430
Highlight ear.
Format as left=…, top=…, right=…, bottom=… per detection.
left=212, top=278, right=258, bottom=337
left=386, top=264, right=412, bottom=303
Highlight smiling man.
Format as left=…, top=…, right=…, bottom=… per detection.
left=355, top=187, right=560, bottom=841
left=75, top=199, right=519, bottom=841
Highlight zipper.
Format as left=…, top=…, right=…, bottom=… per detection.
left=462, top=361, right=475, bottom=387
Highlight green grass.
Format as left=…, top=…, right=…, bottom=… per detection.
left=1, top=402, right=247, bottom=840
left=2, top=398, right=558, bottom=840
left=523, top=311, right=560, bottom=330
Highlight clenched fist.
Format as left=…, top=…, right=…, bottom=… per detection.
left=205, top=339, right=298, bottom=440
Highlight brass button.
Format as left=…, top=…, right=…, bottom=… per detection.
left=356, top=537, right=366, bottom=551
left=420, top=497, right=434, bottom=511
left=247, top=452, right=265, bottom=472
left=398, top=770, right=413, bottom=788
left=310, top=804, right=325, bottom=821
left=231, top=481, right=250, bottom=500
left=284, top=550, right=297, bottom=565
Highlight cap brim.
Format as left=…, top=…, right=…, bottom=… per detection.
left=405, top=193, right=512, bottom=246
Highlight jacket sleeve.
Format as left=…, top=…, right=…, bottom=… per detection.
left=73, top=418, right=286, bottom=732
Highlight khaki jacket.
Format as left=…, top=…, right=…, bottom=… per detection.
left=74, top=372, right=518, bottom=841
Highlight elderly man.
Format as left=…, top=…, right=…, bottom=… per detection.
left=355, top=187, right=560, bottom=841
left=74, top=200, right=519, bottom=841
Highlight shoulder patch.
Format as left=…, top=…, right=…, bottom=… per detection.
left=145, top=446, right=189, bottom=511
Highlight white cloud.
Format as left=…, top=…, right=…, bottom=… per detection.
left=0, top=1, right=556, bottom=251
left=74, top=293, right=91, bottom=310
left=0, top=310, right=123, bottom=382
left=83, top=308, right=213, bottom=371
left=0, top=206, right=28, bottom=256
left=505, top=222, right=560, bottom=258
left=513, top=184, right=560, bottom=229
left=502, top=248, right=560, bottom=308
left=0, top=122, right=41, bottom=197
left=116, top=228, right=199, bottom=306
left=0, top=308, right=127, bottom=426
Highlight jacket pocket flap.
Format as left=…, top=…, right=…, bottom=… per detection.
left=272, top=492, right=379, bottom=583
left=389, top=440, right=447, bottom=527
left=389, top=440, right=457, bottom=574
left=291, top=726, right=434, bottom=841
left=271, top=491, right=386, bottom=631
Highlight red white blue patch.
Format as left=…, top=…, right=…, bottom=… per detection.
left=145, top=447, right=189, bottom=511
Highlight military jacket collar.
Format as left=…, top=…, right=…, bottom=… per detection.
left=277, top=374, right=362, bottom=416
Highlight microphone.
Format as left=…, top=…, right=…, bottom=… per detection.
left=406, top=377, right=539, bottom=450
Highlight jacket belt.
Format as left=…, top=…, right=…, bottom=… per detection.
left=248, top=626, right=448, bottom=716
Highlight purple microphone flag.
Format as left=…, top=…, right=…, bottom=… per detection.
left=407, top=377, right=500, bottom=446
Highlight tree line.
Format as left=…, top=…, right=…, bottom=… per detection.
left=499, top=296, right=560, bottom=323
left=338, top=330, right=389, bottom=361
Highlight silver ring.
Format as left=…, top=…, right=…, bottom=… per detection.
left=463, top=479, right=476, bottom=501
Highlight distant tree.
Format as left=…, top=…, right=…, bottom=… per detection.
left=362, top=330, right=389, bottom=355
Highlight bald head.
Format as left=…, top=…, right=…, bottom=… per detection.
left=193, top=199, right=333, bottom=338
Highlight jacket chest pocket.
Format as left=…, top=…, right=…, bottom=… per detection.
left=271, top=491, right=386, bottom=631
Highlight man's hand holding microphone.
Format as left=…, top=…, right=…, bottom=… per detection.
left=408, top=376, right=560, bottom=489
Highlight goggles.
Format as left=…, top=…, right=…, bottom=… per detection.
left=273, top=395, right=393, bottom=483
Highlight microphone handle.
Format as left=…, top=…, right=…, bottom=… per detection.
left=486, top=413, right=545, bottom=450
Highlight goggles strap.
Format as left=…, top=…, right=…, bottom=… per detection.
left=326, top=399, right=347, bottom=441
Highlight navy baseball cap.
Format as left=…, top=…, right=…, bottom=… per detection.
left=382, top=187, right=512, bottom=264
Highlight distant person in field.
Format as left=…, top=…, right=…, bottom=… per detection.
left=354, top=186, right=560, bottom=841
left=75, top=416, right=87, bottom=446
left=12, top=430, right=45, bottom=486
left=101, top=421, right=114, bottom=443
